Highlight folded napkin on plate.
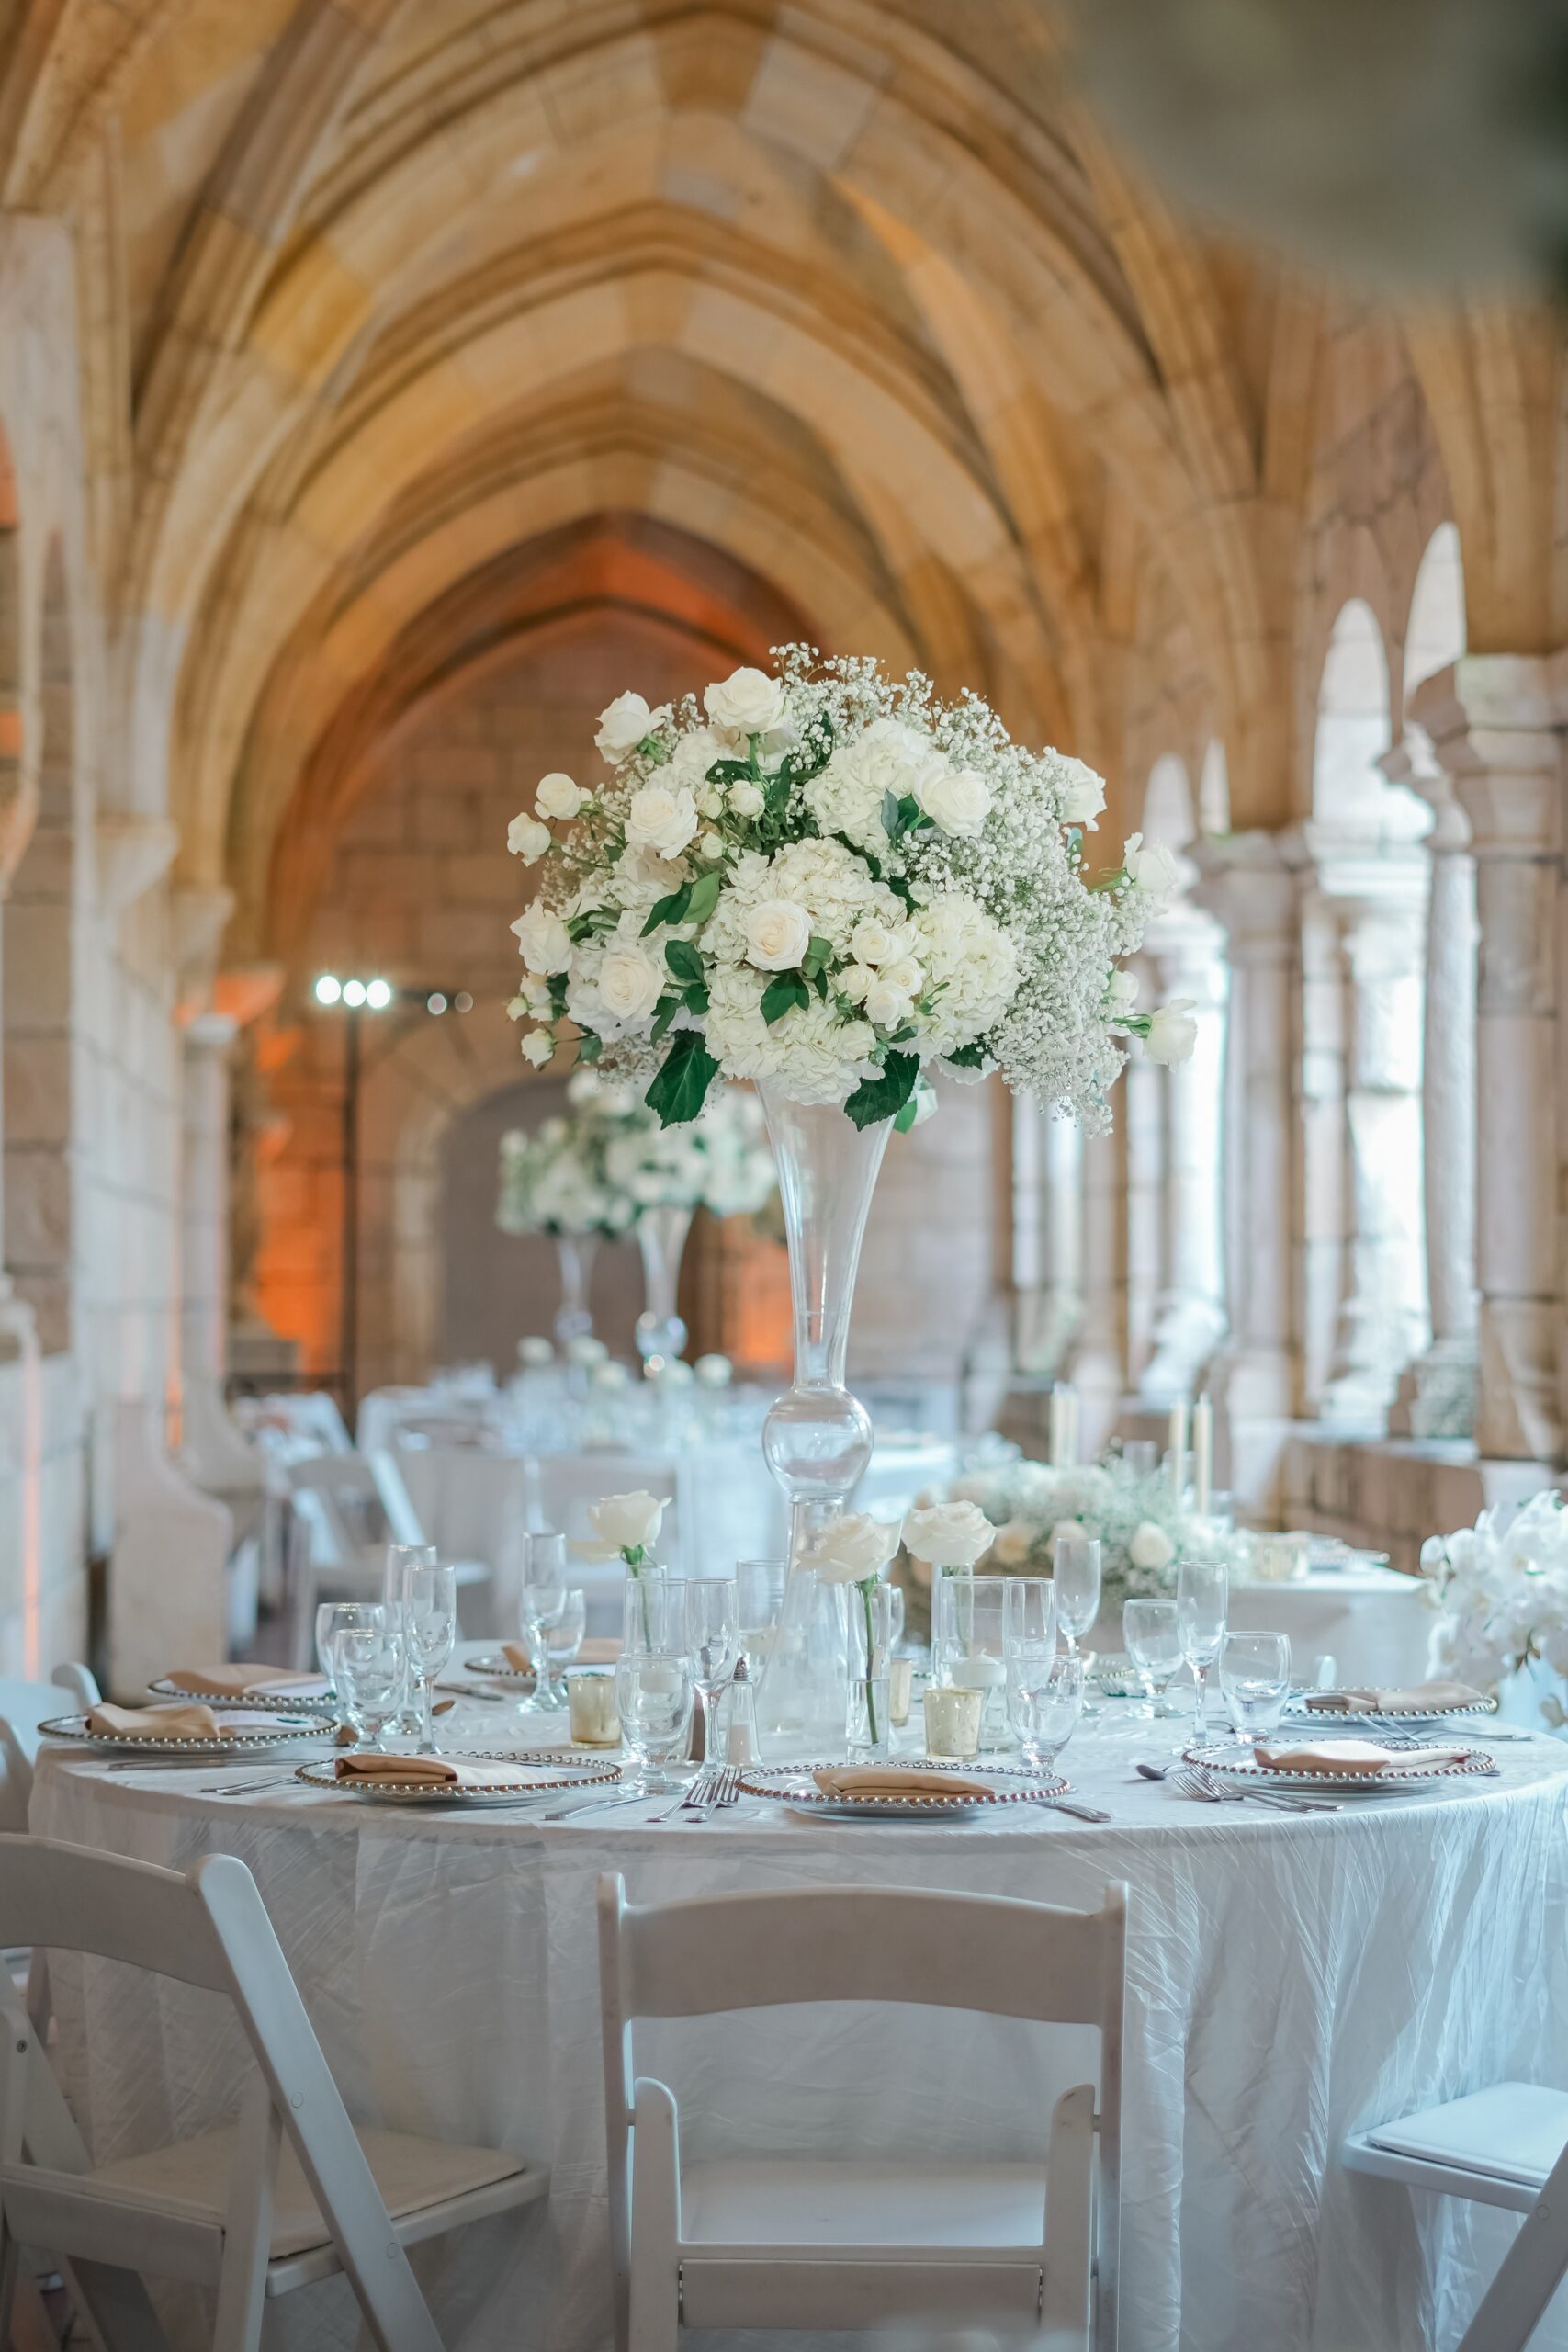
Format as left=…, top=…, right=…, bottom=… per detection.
left=164, top=1663, right=328, bottom=1697
left=88, top=1702, right=223, bottom=1740
left=1307, top=1679, right=1485, bottom=1715
left=1254, top=1736, right=1476, bottom=1776
left=499, top=1637, right=621, bottom=1674
left=811, top=1765, right=995, bottom=1800
left=333, top=1755, right=546, bottom=1790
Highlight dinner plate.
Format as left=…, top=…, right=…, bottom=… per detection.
left=40, top=1712, right=328, bottom=1756
left=294, top=1751, right=619, bottom=1805
left=147, top=1676, right=334, bottom=1713
left=735, top=1760, right=1071, bottom=1818
left=461, top=1652, right=536, bottom=1689
left=1184, top=1737, right=1498, bottom=1793
left=1296, top=1692, right=1497, bottom=1725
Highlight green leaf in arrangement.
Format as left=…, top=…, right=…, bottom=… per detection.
left=761, top=971, right=811, bottom=1025
left=649, top=993, right=682, bottom=1045
left=945, top=1039, right=987, bottom=1069
left=641, top=884, right=692, bottom=936
left=664, top=938, right=705, bottom=987
left=646, top=1029, right=721, bottom=1127
left=708, top=757, right=759, bottom=786
left=893, top=1092, right=923, bottom=1134
left=575, top=1032, right=604, bottom=1064
left=843, top=1051, right=920, bottom=1130
left=683, top=982, right=709, bottom=1015
left=800, top=933, right=833, bottom=978
left=684, top=869, right=723, bottom=927
left=840, top=833, right=883, bottom=880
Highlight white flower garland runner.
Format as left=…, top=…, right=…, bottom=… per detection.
left=505, top=649, right=1197, bottom=1128
left=1424, top=1489, right=1568, bottom=1722
left=495, top=1069, right=775, bottom=1238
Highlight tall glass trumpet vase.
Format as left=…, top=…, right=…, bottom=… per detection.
left=553, top=1233, right=599, bottom=1349
left=635, top=1204, right=693, bottom=1373
left=753, top=1084, right=892, bottom=1757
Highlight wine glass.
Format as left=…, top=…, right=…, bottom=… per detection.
left=1123, top=1598, right=1182, bottom=1717
left=315, top=1600, right=378, bottom=1684
left=382, top=1543, right=434, bottom=1734
left=1007, top=1652, right=1085, bottom=1773
left=1219, top=1632, right=1291, bottom=1748
left=331, top=1609, right=403, bottom=1751
left=1176, top=1559, right=1228, bottom=1748
left=1053, top=1534, right=1101, bottom=1705
left=613, top=1651, right=694, bottom=1793
left=734, top=1558, right=785, bottom=1674
left=686, top=1579, right=739, bottom=1766
left=520, top=1532, right=569, bottom=1711
left=401, top=1557, right=457, bottom=1751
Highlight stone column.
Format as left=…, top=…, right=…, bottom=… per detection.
left=1010, top=1098, right=1082, bottom=1378
left=1387, top=730, right=1479, bottom=1438
left=1190, top=831, right=1301, bottom=1510
left=179, top=1011, right=238, bottom=1381
left=1138, top=904, right=1227, bottom=1405
left=1072, top=1123, right=1124, bottom=1460
left=1413, top=658, right=1564, bottom=1464
left=1121, top=959, right=1165, bottom=1393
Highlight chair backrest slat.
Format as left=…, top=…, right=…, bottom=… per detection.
left=0, top=1837, right=232, bottom=1992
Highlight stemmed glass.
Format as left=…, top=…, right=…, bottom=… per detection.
left=383, top=1542, right=434, bottom=1736
left=316, top=1600, right=380, bottom=1685
left=1123, top=1599, right=1182, bottom=1717
left=1007, top=1653, right=1085, bottom=1774
left=1176, top=1558, right=1228, bottom=1748
left=1054, top=1533, right=1101, bottom=1708
left=686, top=1580, right=739, bottom=1766
left=1219, top=1632, right=1292, bottom=1749
left=401, top=1557, right=457, bottom=1752
left=734, top=1558, right=785, bottom=1675
left=520, top=1532, right=570, bottom=1711
left=613, top=1651, right=694, bottom=1793
left=330, top=1610, right=404, bottom=1752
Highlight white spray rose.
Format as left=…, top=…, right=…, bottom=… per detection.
left=850, top=919, right=896, bottom=966
left=508, top=812, right=551, bottom=862
left=596, top=693, right=660, bottom=762
left=881, top=956, right=922, bottom=997
left=728, top=780, right=765, bottom=819
left=840, top=964, right=874, bottom=1004
left=920, top=763, right=991, bottom=837
left=1122, top=831, right=1183, bottom=903
left=587, top=1489, right=667, bottom=1559
left=626, top=783, right=700, bottom=860
left=512, top=905, right=571, bottom=975
left=1105, top=968, right=1139, bottom=1018
left=864, top=977, right=911, bottom=1028
left=1129, top=1521, right=1177, bottom=1572
left=990, top=1519, right=1037, bottom=1566
left=809, top=1511, right=900, bottom=1586
left=903, top=1499, right=995, bottom=1569
left=520, top=1030, right=553, bottom=1068
left=536, top=772, right=584, bottom=820
left=596, top=944, right=666, bottom=1025
left=705, top=666, right=788, bottom=736
left=1056, top=757, right=1107, bottom=829
left=1145, top=1000, right=1198, bottom=1064
left=745, top=899, right=812, bottom=970
left=699, top=831, right=725, bottom=860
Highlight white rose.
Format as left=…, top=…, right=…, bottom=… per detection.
left=520, top=1030, right=553, bottom=1068
left=699, top=831, right=725, bottom=860
left=596, top=692, right=658, bottom=762
left=987, top=1519, right=1035, bottom=1566
left=512, top=905, right=571, bottom=975
left=508, top=812, right=551, bottom=862
left=919, top=763, right=991, bottom=837
left=1123, top=831, right=1183, bottom=903
left=903, top=1499, right=995, bottom=1569
left=596, top=944, right=666, bottom=1025
left=882, top=956, right=922, bottom=997
left=698, top=789, right=724, bottom=819
left=536, top=772, right=583, bottom=820
left=518, top=1336, right=554, bottom=1366
left=1145, top=1000, right=1198, bottom=1064
left=694, top=1352, right=732, bottom=1386
left=840, top=963, right=874, bottom=1004
left=728, top=780, right=765, bottom=819
left=864, top=977, right=911, bottom=1028
left=809, top=1511, right=900, bottom=1586
left=1105, top=968, right=1139, bottom=1017
left=850, top=919, right=896, bottom=966
left=626, top=783, right=700, bottom=860
left=744, top=898, right=811, bottom=971
left=1056, top=757, right=1106, bottom=829
left=1129, top=1520, right=1177, bottom=1572
left=586, top=1489, right=667, bottom=1556
left=705, top=666, right=788, bottom=736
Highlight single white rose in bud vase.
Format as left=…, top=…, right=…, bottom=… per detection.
left=596, top=944, right=666, bottom=1026
left=520, top=1029, right=553, bottom=1069
left=1056, top=756, right=1107, bottom=829
left=626, top=783, right=700, bottom=861
left=809, top=1511, right=901, bottom=1586
left=587, top=1489, right=667, bottom=1566
left=512, top=905, right=572, bottom=976
left=1129, top=1520, right=1177, bottom=1572
left=1145, top=1000, right=1199, bottom=1065
left=536, top=771, right=584, bottom=820
left=596, top=691, right=660, bottom=763
left=507, top=812, right=551, bottom=863
left=728, top=779, right=764, bottom=819
left=903, top=1498, right=995, bottom=1570
left=1122, top=831, right=1183, bottom=904
left=705, top=665, right=789, bottom=736
left=920, top=764, right=991, bottom=837
left=745, top=898, right=812, bottom=971
left=1104, top=967, right=1139, bottom=1019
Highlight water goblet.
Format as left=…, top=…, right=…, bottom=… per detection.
left=1123, top=1598, right=1182, bottom=1717
left=613, top=1651, right=694, bottom=1793
left=316, top=1600, right=382, bottom=1716
left=520, top=1532, right=569, bottom=1711
left=1176, top=1558, right=1229, bottom=1747
left=331, top=1610, right=403, bottom=1752
left=686, top=1579, right=739, bottom=1766
left=1053, top=1535, right=1101, bottom=1663
left=401, top=1557, right=457, bottom=1751
left=1219, top=1631, right=1292, bottom=1748
left=1006, top=1651, right=1085, bottom=1773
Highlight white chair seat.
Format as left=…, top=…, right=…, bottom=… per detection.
left=679, top=2157, right=1047, bottom=2253
left=89, top=2119, right=541, bottom=2276
left=1346, top=2083, right=1568, bottom=2212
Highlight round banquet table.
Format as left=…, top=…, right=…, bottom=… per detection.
left=32, top=1707, right=1568, bottom=2352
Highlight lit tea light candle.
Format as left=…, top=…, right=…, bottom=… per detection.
left=923, top=1684, right=984, bottom=1759
left=566, top=1673, right=620, bottom=1747
left=888, top=1655, right=914, bottom=1727
left=950, top=1653, right=1006, bottom=1690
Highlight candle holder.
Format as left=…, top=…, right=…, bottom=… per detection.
left=923, top=1684, right=983, bottom=1760
left=565, top=1671, right=620, bottom=1747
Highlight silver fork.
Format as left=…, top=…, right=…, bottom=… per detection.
left=654, top=1772, right=718, bottom=1821
left=1171, top=1764, right=1339, bottom=1815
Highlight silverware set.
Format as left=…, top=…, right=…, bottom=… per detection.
left=653, top=1767, right=742, bottom=1820
left=1136, top=1758, right=1340, bottom=1813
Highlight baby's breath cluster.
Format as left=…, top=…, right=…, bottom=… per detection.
left=505, top=648, right=1195, bottom=1130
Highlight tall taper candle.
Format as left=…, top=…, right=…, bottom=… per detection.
left=1192, top=1393, right=1213, bottom=1519
left=1168, top=1398, right=1188, bottom=1501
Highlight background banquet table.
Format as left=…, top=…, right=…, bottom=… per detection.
left=33, top=1710, right=1568, bottom=2352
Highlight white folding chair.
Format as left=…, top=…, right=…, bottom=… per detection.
left=1345, top=2085, right=1568, bottom=2351
left=598, top=1873, right=1126, bottom=2352
left=0, top=1669, right=102, bottom=1836
left=0, top=1837, right=547, bottom=2352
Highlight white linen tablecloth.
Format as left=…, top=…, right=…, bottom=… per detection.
left=32, top=1712, right=1568, bottom=2352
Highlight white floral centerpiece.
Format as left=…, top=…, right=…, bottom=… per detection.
left=496, top=1094, right=635, bottom=1240
left=497, top=1068, right=774, bottom=1234
left=1423, top=1490, right=1568, bottom=1722
left=506, top=650, right=1194, bottom=1128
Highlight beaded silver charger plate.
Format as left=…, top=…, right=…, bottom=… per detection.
left=1184, top=1738, right=1498, bottom=1794
left=462, top=1652, right=537, bottom=1688
left=294, top=1751, right=620, bottom=1805
left=1296, top=1693, right=1498, bottom=1724
left=147, top=1676, right=334, bottom=1713
left=40, top=1713, right=327, bottom=1756
left=736, top=1760, right=1071, bottom=1819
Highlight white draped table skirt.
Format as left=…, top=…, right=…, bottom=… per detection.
left=33, top=1713, right=1568, bottom=2352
